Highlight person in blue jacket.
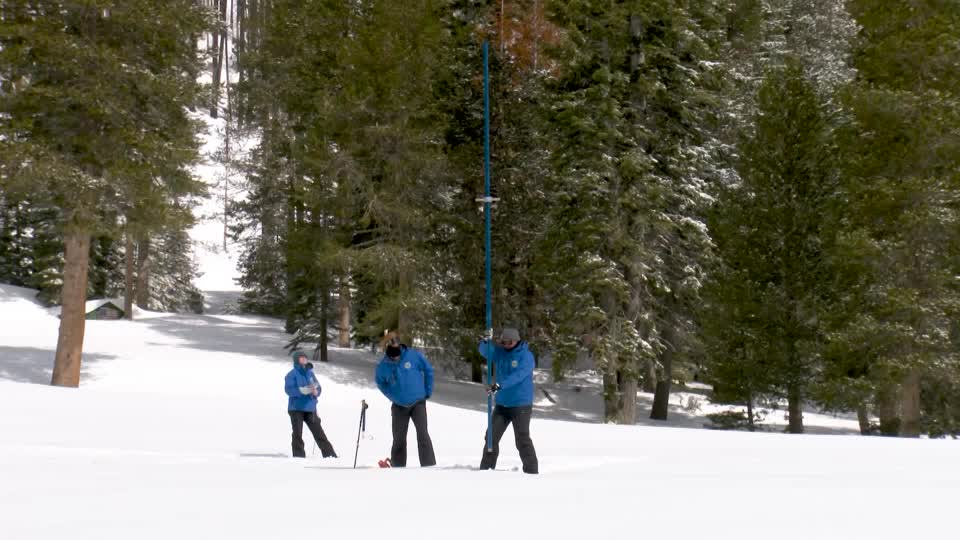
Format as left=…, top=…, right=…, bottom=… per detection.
left=284, top=350, right=337, bottom=458
left=375, top=333, right=436, bottom=467
left=479, top=327, right=539, bottom=474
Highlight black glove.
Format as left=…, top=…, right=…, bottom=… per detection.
left=305, top=362, right=314, bottom=370
left=487, top=383, right=500, bottom=395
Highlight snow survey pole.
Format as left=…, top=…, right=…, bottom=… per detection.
left=353, top=400, right=368, bottom=469
left=476, top=41, right=498, bottom=453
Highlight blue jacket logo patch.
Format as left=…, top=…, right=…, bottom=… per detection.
left=511, top=360, right=518, bottom=368
left=404, top=361, right=412, bottom=369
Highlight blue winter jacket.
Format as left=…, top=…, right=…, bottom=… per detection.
left=480, top=340, right=535, bottom=407
left=285, top=359, right=321, bottom=412
left=375, top=346, right=434, bottom=407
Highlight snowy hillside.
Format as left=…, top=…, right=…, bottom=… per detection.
left=1, top=283, right=957, bottom=539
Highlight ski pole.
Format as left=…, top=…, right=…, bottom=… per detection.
left=353, top=400, right=368, bottom=469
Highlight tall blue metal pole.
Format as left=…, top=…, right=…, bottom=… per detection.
left=483, top=41, right=494, bottom=453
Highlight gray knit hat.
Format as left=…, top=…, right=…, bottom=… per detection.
left=500, top=327, right=521, bottom=342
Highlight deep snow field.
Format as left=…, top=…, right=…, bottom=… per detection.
left=1, top=280, right=958, bottom=539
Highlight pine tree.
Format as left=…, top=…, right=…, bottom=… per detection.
left=22, top=204, right=62, bottom=305
left=704, top=60, right=839, bottom=434
left=825, top=0, right=960, bottom=437
left=0, top=0, right=209, bottom=386
left=236, top=0, right=457, bottom=362
left=540, top=0, right=727, bottom=423
left=148, top=226, right=204, bottom=314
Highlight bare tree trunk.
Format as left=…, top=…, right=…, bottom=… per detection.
left=650, top=325, right=676, bottom=420
left=135, top=237, right=151, bottom=309
left=236, top=0, right=246, bottom=126
left=877, top=384, right=901, bottom=436
left=337, top=278, right=351, bottom=347
left=618, top=376, right=638, bottom=424
left=123, top=229, right=135, bottom=320
left=51, top=228, right=91, bottom=387
left=787, top=383, right=804, bottom=434
left=210, top=0, right=227, bottom=117
left=319, top=283, right=329, bottom=362
left=283, top=186, right=298, bottom=335
left=900, top=370, right=922, bottom=437
left=603, top=370, right=622, bottom=423
left=641, top=358, right=657, bottom=393
left=857, top=403, right=871, bottom=435
left=223, top=59, right=231, bottom=252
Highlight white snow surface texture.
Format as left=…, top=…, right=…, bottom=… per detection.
left=0, top=282, right=957, bottom=540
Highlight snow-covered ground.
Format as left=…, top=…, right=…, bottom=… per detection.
left=1, top=282, right=958, bottom=539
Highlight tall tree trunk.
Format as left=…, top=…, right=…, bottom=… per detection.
left=319, top=282, right=329, bottom=363
left=857, top=403, right=871, bottom=435
left=210, top=0, right=227, bottom=117
left=51, top=228, right=91, bottom=387
left=236, top=0, right=246, bottom=126
left=787, top=383, right=804, bottom=434
left=650, top=325, right=676, bottom=420
left=222, top=49, right=232, bottom=252
left=618, top=376, right=638, bottom=424
left=877, top=384, right=901, bottom=436
left=650, top=380, right=671, bottom=421
left=747, top=392, right=756, bottom=432
left=337, top=277, right=351, bottom=348
left=641, top=358, right=657, bottom=393
left=284, top=175, right=299, bottom=335
left=603, top=369, right=622, bottom=423
left=123, top=229, right=135, bottom=320
left=135, top=237, right=151, bottom=309
left=899, top=370, right=922, bottom=437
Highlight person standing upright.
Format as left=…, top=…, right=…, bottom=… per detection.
left=375, top=333, right=437, bottom=467
left=479, top=327, right=538, bottom=474
left=284, top=350, right=337, bottom=458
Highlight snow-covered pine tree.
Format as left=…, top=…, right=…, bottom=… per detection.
left=1, top=0, right=209, bottom=386
left=146, top=227, right=204, bottom=314
left=0, top=195, right=29, bottom=286
left=540, top=0, right=727, bottom=423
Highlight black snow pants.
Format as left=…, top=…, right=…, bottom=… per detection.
left=390, top=400, right=437, bottom=467
left=479, top=405, right=538, bottom=474
left=289, top=411, right=337, bottom=458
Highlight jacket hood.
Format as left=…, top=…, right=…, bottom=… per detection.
left=291, top=351, right=309, bottom=371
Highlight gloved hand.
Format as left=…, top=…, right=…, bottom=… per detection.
left=486, top=383, right=500, bottom=395
left=299, top=385, right=315, bottom=395
left=424, top=394, right=431, bottom=400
